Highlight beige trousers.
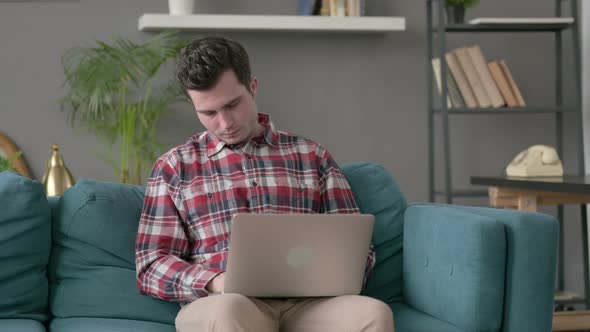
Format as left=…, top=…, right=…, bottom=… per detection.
left=175, top=294, right=394, bottom=332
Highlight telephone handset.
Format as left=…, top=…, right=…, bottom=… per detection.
left=505, top=145, right=563, bottom=177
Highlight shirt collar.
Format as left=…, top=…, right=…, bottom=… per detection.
left=206, top=113, right=279, bottom=158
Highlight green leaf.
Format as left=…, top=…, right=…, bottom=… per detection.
left=59, top=31, right=188, bottom=184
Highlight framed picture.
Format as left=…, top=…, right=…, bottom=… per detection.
left=0, top=132, right=32, bottom=178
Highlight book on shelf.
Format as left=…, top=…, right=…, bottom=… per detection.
left=431, top=58, right=465, bottom=108
left=299, top=0, right=322, bottom=15
left=453, top=47, right=492, bottom=108
left=466, top=45, right=504, bottom=108
left=488, top=61, right=519, bottom=107
left=447, top=73, right=465, bottom=108
left=445, top=52, right=478, bottom=108
left=320, top=0, right=330, bottom=15
left=346, top=0, right=363, bottom=16
left=320, top=0, right=365, bottom=17
left=468, top=17, right=574, bottom=25
left=330, top=0, right=345, bottom=16
left=499, top=60, right=526, bottom=106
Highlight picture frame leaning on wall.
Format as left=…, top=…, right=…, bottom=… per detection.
left=0, top=132, right=32, bottom=178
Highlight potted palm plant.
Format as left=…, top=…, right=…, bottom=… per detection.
left=60, top=31, right=186, bottom=184
left=445, top=0, right=479, bottom=24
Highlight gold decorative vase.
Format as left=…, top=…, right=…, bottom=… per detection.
left=42, top=144, right=75, bottom=196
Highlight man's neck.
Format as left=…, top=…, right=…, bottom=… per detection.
left=226, top=123, right=266, bottom=149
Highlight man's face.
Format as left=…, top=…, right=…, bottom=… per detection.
left=188, top=70, right=261, bottom=146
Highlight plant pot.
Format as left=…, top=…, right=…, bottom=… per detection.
left=445, top=6, right=466, bottom=24
left=169, top=0, right=195, bottom=15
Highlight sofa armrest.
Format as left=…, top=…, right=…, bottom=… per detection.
left=403, top=203, right=557, bottom=332
left=443, top=204, right=558, bottom=332
left=403, top=204, right=507, bottom=331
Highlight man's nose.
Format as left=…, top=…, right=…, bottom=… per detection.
left=218, top=111, right=234, bottom=129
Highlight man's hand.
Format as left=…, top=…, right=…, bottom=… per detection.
left=206, top=272, right=226, bottom=293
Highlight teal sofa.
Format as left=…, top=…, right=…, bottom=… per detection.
left=0, top=162, right=558, bottom=332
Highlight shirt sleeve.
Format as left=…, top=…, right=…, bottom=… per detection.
left=317, top=147, right=376, bottom=288
left=135, top=156, right=223, bottom=303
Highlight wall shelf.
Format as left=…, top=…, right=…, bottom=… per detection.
left=138, top=14, right=406, bottom=33
left=433, top=22, right=573, bottom=33
left=432, top=106, right=575, bottom=114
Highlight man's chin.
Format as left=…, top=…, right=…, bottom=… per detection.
left=223, top=137, right=246, bottom=146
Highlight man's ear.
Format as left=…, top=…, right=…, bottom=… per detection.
left=249, top=77, right=258, bottom=98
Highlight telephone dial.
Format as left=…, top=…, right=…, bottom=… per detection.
left=505, top=145, right=563, bottom=177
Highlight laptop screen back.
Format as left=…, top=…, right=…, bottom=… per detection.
left=224, top=213, right=374, bottom=298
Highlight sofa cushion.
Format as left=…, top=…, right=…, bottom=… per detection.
left=49, top=318, right=174, bottom=332
left=341, top=163, right=407, bottom=303
left=0, top=319, right=47, bottom=332
left=0, top=172, right=51, bottom=322
left=49, top=179, right=180, bottom=325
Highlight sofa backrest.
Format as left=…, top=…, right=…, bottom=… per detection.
left=49, top=178, right=180, bottom=325
left=44, top=162, right=406, bottom=324
left=0, top=171, right=51, bottom=322
left=341, top=162, right=407, bottom=303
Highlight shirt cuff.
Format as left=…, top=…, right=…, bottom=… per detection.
left=194, top=268, right=225, bottom=298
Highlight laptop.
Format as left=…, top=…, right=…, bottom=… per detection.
left=223, top=213, right=375, bottom=298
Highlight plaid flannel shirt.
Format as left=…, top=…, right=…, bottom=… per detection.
left=135, top=113, right=375, bottom=303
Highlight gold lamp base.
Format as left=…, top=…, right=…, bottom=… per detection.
left=42, top=144, right=75, bottom=196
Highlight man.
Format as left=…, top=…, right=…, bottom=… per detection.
left=135, top=36, right=394, bottom=332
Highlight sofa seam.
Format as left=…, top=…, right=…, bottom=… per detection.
left=63, top=196, right=91, bottom=236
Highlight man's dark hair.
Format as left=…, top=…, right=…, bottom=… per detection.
left=176, top=36, right=252, bottom=99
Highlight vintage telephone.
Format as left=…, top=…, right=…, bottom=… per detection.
left=506, top=145, right=563, bottom=177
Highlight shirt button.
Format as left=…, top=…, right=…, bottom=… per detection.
left=207, top=192, right=212, bottom=198
left=298, top=187, right=305, bottom=192
left=245, top=155, right=252, bottom=159
left=252, top=181, right=258, bottom=187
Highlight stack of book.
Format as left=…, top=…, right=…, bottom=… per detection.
left=299, top=0, right=366, bottom=17
left=432, top=45, right=526, bottom=109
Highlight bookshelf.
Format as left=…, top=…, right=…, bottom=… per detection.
left=427, top=0, right=586, bottom=329
left=138, top=14, right=406, bottom=33
left=426, top=0, right=584, bottom=204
